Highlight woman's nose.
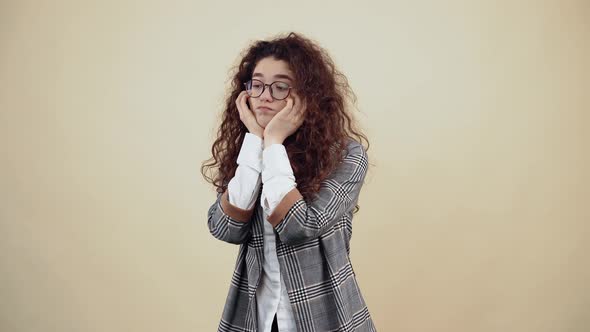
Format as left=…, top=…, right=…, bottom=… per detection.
left=259, top=86, right=273, bottom=101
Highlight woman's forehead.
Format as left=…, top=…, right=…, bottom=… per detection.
left=253, top=57, right=294, bottom=81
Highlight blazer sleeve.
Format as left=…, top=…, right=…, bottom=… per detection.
left=207, top=133, right=263, bottom=244
left=207, top=189, right=255, bottom=244
left=265, top=141, right=369, bottom=246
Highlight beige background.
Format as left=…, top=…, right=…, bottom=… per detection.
left=1, top=0, right=588, bottom=331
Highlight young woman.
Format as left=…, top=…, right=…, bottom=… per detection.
left=202, top=32, right=376, bottom=332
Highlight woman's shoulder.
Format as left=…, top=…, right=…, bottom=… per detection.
left=342, top=138, right=368, bottom=160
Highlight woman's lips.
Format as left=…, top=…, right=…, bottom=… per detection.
left=257, top=106, right=275, bottom=112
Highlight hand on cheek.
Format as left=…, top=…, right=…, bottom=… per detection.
left=264, top=95, right=306, bottom=148
left=236, top=91, right=264, bottom=138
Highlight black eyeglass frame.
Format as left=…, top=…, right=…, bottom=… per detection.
left=243, top=79, right=294, bottom=100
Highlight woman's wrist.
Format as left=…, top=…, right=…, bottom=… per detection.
left=264, top=136, right=285, bottom=149
left=250, top=131, right=264, bottom=140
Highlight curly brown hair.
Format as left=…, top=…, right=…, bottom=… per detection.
left=201, top=32, right=369, bottom=211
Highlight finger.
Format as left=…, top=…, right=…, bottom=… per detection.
left=235, top=91, right=245, bottom=109
left=235, top=93, right=244, bottom=116
left=294, top=107, right=305, bottom=125
left=290, top=95, right=305, bottom=119
left=236, top=92, right=250, bottom=119
left=239, top=93, right=252, bottom=115
left=279, top=97, right=294, bottom=115
left=293, top=95, right=303, bottom=112
left=238, top=92, right=246, bottom=110
left=295, top=95, right=305, bottom=111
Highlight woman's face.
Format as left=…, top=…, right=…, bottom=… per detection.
left=247, top=57, right=297, bottom=128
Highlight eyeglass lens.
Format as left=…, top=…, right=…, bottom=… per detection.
left=245, top=79, right=290, bottom=100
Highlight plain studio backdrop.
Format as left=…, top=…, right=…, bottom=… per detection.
left=0, top=0, right=588, bottom=331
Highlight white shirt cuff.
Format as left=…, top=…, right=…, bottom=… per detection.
left=237, top=132, right=263, bottom=173
left=262, top=144, right=295, bottom=181
left=227, top=165, right=261, bottom=210
left=261, top=144, right=297, bottom=214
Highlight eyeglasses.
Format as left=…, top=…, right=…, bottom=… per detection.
left=244, top=79, right=293, bottom=100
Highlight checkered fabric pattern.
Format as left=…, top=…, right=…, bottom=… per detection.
left=208, top=139, right=377, bottom=331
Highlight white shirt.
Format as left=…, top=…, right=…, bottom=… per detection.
left=227, top=132, right=297, bottom=332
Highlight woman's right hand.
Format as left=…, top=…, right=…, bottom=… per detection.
left=236, top=91, right=264, bottom=139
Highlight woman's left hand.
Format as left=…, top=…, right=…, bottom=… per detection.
left=263, top=95, right=306, bottom=147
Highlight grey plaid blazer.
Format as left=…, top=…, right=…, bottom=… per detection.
left=207, top=139, right=377, bottom=331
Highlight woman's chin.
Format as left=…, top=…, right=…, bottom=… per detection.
left=255, top=122, right=268, bottom=129
left=255, top=116, right=272, bottom=128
